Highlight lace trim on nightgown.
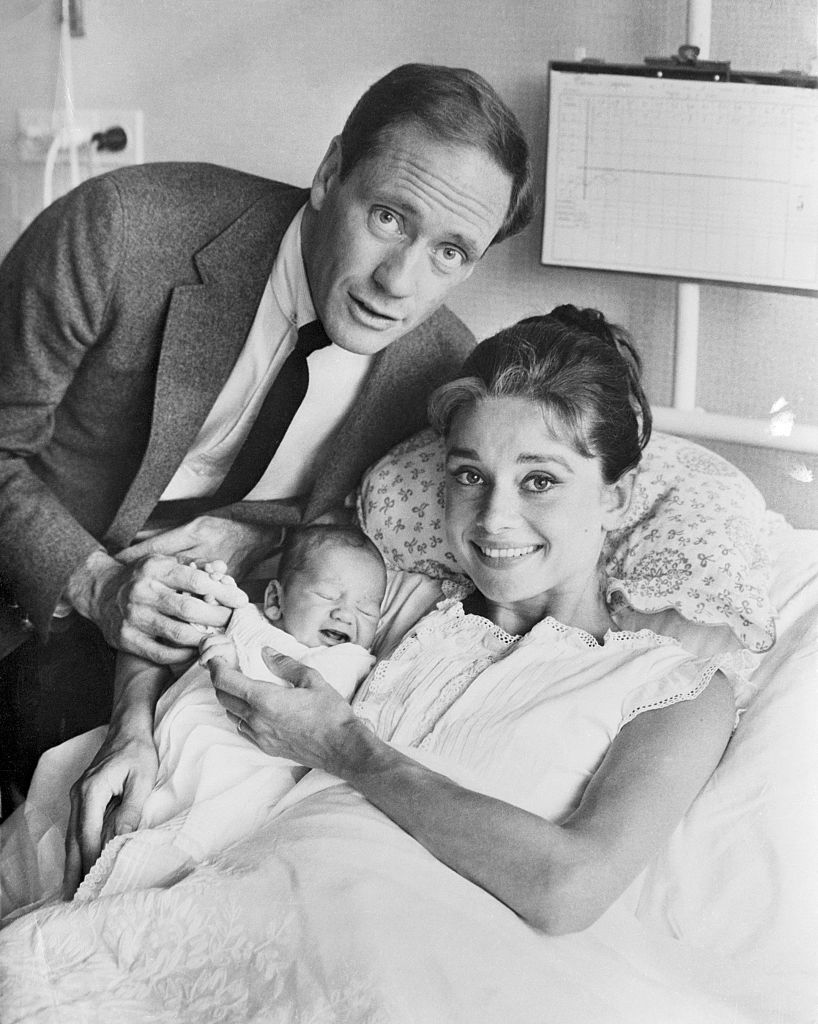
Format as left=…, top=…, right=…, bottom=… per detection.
left=623, top=651, right=749, bottom=729
left=363, top=600, right=681, bottom=698
left=364, top=599, right=519, bottom=690
left=439, top=599, right=524, bottom=644
left=352, top=600, right=519, bottom=744
left=353, top=599, right=688, bottom=747
left=522, top=617, right=744, bottom=726
left=412, top=615, right=685, bottom=745
left=621, top=661, right=717, bottom=725
left=529, top=620, right=748, bottom=724
left=409, top=609, right=519, bottom=743
left=443, top=597, right=683, bottom=652
left=434, top=601, right=681, bottom=651
left=528, top=614, right=681, bottom=652
left=436, top=575, right=687, bottom=652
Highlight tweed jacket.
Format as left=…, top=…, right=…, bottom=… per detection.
left=0, top=162, right=475, bottom=642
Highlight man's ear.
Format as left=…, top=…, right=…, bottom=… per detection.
left=601, top=468, right=637, bottom=531
left=309, top=136, right=343, bottom=212
left=263, top=579, right=284, bottom=622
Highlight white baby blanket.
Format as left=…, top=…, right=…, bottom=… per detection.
left=75, top=605, right=374, bottom=900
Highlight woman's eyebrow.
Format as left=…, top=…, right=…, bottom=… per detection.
left=517, top=453, right=573, bottom=472
left=446, top=448, right=573, bottom=471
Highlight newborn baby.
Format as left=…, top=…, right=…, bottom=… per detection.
left=75, top=524, right=386, bottom=900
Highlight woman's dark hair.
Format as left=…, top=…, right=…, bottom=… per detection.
left=339, top=63, right=534, bottom=245
left=428, top=306, right=652, bottom=483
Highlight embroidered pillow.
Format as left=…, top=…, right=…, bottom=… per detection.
left=355, top=429, right=776, bottom=652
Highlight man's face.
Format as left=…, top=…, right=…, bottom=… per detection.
left=301, top=125, right=513, bottom=355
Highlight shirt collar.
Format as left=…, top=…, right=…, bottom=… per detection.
left=269, top=204, right=317, bottom=332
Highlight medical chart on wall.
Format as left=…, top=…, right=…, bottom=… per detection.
left=541, top=70, right=818, bottom=290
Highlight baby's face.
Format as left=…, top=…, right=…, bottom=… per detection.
left=265, top=545, right=385, bottom=650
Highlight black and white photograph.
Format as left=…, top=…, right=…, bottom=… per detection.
left=0, top=1, right=816, bottom=1020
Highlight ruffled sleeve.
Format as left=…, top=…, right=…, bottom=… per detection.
left=621, top=647, right=761, bottom=731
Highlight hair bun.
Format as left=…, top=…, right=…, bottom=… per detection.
left=547, top=304, right=651, bottom=451
left=549, top=305, right=613, bottom=344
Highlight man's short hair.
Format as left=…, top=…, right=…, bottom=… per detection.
left=277, top=523, right=385, bottom=583
left=339, top=63, right=534, bottom=245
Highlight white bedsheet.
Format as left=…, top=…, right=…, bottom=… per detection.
left=0, top=524, right=816, bottom=1022
left=636, top=519, right=818, bottom=976
left=0, top=759, right=808, bottom=1024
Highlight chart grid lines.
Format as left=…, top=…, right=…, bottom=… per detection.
left=541, top=72, right=818, bottom=290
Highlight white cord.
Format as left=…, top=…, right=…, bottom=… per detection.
left=43, top=0, right=83, bottom=209
left=42, top=126, right=90, bottom=209
left=42, top=134, right=63, bottom=209
left=59, top=0, right=80, bottom=190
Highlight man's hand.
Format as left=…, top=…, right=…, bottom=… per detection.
left=63, top=716, right=159, bottom=898
left=62, top=651, right=176, bottom=898
left=67, top=549, right=249, bottom=664
left=119, top=516, right=283, bottom=582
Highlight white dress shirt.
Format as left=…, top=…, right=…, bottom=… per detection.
left=160, top=206, right=373, bottom=503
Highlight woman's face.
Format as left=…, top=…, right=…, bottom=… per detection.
left=444, top=396, right=633, bottom=636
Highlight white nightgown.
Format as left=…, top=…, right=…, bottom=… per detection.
left=349, top=598, right=740, bottom=822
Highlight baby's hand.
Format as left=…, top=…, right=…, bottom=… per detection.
left=201, top=560, right=238, bottom=588
left=189, top=560, right=244, bottom=608
left=198, top=632, right=240, bottom=670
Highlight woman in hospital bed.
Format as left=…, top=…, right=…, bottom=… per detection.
left=0, top=306, right=810, bottom=1023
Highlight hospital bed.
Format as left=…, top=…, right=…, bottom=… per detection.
left=0, top=427, right=815, bottom=1022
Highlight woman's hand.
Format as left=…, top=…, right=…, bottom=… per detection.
left=207, top=651, right=376, bottom=777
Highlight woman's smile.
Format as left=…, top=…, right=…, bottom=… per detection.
left=471, top=541, right=543, bottom=564
left=444, top=395, right=631, bottom=635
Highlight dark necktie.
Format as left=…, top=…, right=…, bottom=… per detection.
left=148, top=320, right=332, bottom=528
left=208, top=319, right=332, bottom=505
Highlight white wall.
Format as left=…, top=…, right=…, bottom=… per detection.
left=1, top=0, right=816, bottom=524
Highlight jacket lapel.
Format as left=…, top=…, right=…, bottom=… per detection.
left=105, top=187, right=308, bottom=548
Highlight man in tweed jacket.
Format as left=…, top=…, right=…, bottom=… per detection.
left=0, top=64, right=533, bottom=809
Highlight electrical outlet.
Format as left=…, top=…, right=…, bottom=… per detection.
left=17, top=108, right=144, bottom=169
